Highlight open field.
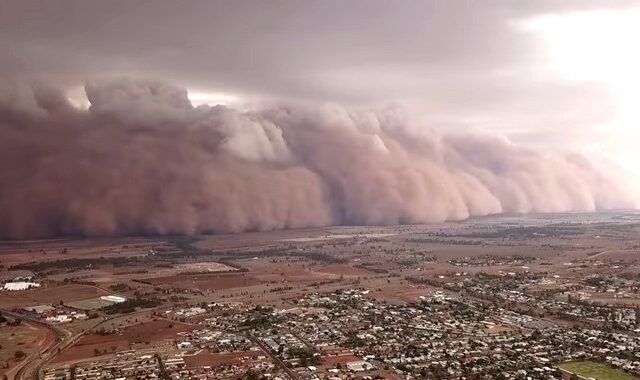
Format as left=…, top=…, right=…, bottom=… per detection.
left=54, top=319, right=196, bottom=363
left=558, top=361, right=640, bottom=380
left=0, top=321, right=56, bottom=378
left=175, top=261, right=238, bottom=272
left=310, top=264, right=372, bottom=277
left=0, top=284, right=107, bottom=308
left=183, top=350, right=267, bottom=368
left=66, top=296, right=125, bottom=311
left=0, top=237, right=171, bottom=268
left=142, top=273, right=262, bottom=291
left=194, top=229, right=336, bottom=250
left=588, top=249, right=640, bottom=261
left=281, top=233, right=397, bottom=242
left=320, top=352, right=360, bottom=366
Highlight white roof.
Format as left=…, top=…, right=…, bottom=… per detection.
left=3, top=282, right=40, bottom=291
left=101, top=295, right=126, bottom=303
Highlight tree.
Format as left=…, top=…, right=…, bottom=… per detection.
left=240, top=369, right=260, bottom=380
left=14, top=351, right=25, bottom=360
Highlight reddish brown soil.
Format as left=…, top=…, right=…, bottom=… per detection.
left=0, top=321, right=57, bottom=378
left=0, top=284, right=107, bottom=308
left=253, top=268, right=327, bottom=283
left=312, top=264, right=371, bottom=277
left=54, top=319, right=195, bottom=363
left=588, top=249, right=640, bottom=261
left=194, top=228, right=332, bottom=250
left=0, top=237, right=162, bottom=266
left=184, top=351, right=267, bottom=367
left=321, top=353, right=360, bottom=366
left=144, top=273, right=261, bottom=290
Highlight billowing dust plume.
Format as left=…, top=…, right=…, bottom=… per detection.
left=1, top=79, right=638, bottom=239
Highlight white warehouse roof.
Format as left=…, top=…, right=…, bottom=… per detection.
left=3, top=282, right=40, bottom=291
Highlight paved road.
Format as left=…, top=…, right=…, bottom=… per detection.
left=3, top=309, right=110, bottom=380
left=1, top=309, right=66, bottom=380
left=10, top=307, right=154, bottom=380
left=248, top=335, right=300, bottom=380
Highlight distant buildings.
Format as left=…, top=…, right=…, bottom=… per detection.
left=1, top=275, right=41, bottom=291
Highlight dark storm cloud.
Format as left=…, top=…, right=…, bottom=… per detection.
left=0, top=79, right=637, bottom=239
left=0, top=1, right=639, bottom=239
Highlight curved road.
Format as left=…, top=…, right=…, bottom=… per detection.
left=6, top=307, right=155, bottom=380
left=3, top=309, right=106, bottom=380
left=2, top=309, right=66, bottom=380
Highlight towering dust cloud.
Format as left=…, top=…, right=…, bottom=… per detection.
left=1, top=79, right=638, bottom=239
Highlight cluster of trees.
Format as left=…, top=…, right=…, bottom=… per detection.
left=0, top=334, right=26, bottom=361
left=13, top=256, right=144, bottom=272
left=241, top=306, right=280, bottom=328
left=100, top=297, right=161, bottom=314
left=108, top=283, right=130, bottom=292
left=0, top=313, right=22, bottom=327
left=239, top=369, right=260, bottom=380
left=294, top=251, right=347, bottom=264
left=464, top=224, right=584, bottom=239
left=583, top=275, right=613, bottom=287
left=288, top=347, right=321, bottom=367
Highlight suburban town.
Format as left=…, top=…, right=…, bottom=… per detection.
left=4, top=1, right=640, bottom=380
left=1, top=212, right=640, bottom=380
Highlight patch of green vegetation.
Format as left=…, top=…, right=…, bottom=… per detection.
left=558, top=361, right=640, bottom=380
left=99, top=297, right=161, bottom=314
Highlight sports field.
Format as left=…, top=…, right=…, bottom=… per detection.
left=558, top=361, right=640, bottom=380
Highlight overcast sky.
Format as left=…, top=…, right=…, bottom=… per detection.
left=2, top=0, right=639, bottom=173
